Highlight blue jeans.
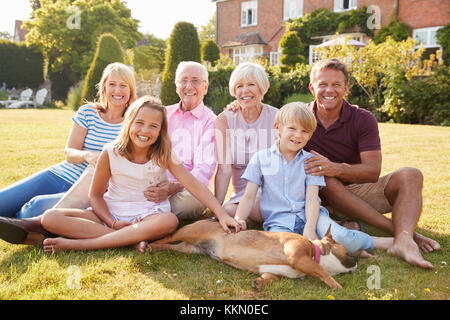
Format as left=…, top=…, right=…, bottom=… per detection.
left=0, top=169, right=72, bottom=218
left=267, top=208, right=374, bottom=253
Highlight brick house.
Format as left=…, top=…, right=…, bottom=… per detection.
left=13, top=20, right=29, bottom=42
left=212, top=0, right=450, bottom=64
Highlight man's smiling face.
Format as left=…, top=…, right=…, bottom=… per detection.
left=309, top=68, right=348, bottom=113
left=175, top=65, right=209, bottom=112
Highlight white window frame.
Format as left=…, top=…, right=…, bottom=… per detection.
left=241, top=1, right=258, bottom=27
left=270, top=47, right=281, bottom=66
left=283, top=0, right=303, bottom=20
left=413, top=26, right=442, bottom=49
left=233, top=45, right=263, bottom=64
left=334, top=0, right=357, bottom=12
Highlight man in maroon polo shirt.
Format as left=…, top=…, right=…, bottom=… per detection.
left=304, top=58, right=440, bottom=269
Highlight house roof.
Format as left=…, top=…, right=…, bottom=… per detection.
left=222, top=32, right=268, bottom=48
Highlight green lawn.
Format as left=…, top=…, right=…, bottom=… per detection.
left=0, top=109, right=448, bottom=300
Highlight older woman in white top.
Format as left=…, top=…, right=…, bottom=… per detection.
left=214, top=62, right=278, bottom=224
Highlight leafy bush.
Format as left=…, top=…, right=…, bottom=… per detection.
left=204, top=61, right=235, bottom=113
left=436, top=24, right=450, bottom=65
left=66, top=80, right=85, bottom=111
left=385, top=65, right=450, bottom=126
left=263, top=64, right=311, bottom=108
left=279, top=31, right=305, bottom=71
left=160, top=22, right=201, bottom=105
left=201, top=40, right=220, bottom=66
left=0, top=40, right=44, bottom=89
left=81, top=33, right=124, bottom=104
left=286, top=7, right=373, bottom=60
left=374, top=16, right=411, bottom=44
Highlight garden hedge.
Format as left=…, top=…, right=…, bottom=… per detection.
left=0, top=40, right=44, bottom=89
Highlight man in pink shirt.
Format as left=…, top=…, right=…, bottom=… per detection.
left=145, top=61, right=217, bottom=220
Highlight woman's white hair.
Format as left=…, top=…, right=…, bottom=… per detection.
left=229, top=62, right=270, bottom=97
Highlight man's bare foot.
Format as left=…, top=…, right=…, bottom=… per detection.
left=414, top=232, right=440, bottom=253
left=387, top=232, right=433, bottom=269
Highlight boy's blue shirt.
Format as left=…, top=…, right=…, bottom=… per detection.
left=242, top=143, right=326, bottom=232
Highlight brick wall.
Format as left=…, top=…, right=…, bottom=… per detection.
left=215, top=0, right=450, bottom=58
left=398, top=0, right=450, bottom=29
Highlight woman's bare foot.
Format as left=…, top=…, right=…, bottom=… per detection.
left=387, top=231, right=433, bottom=269
left=133, top=241, right=148, bottom=253
left=414, top=232, right=440, bottom=253
left=43, top=237, right=79, bottom=253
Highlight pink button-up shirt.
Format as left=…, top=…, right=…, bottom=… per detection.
left=166, top=101, right=217, bottom=186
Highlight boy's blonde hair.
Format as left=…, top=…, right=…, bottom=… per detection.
left=114, top=96, right=171, bottom=169
left=95, top=62, right=137, bottom=114
left=275, top=102, right=317, bottom=134
left=229, top=62, right=270, bottom=97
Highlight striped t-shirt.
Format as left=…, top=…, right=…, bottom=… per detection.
left=49, top=105, right=123, bottom=184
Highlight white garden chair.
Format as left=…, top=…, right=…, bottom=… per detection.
left=6, top=88, right=34, bottom=109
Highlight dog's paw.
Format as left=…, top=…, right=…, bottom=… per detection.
left=252, top=278, right=263, bottom=291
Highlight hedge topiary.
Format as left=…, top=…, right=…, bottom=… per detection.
left=279, top=31, right=305, bottom=71
left=81, top=33, right=124, bottom=104
left=160, top=22, right=201, bottom=106
left=0, top=40, right=44, bottom=89
left=201, top=39, right=220, bottom=66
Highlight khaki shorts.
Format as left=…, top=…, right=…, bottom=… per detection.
left=169, top=188, right=206, bottom=220
left=327, top=173, right=394, bottom=219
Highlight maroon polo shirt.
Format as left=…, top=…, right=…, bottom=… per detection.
left=305, top=100, right=381, bottom=165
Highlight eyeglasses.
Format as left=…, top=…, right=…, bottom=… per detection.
left=176, top=78, right=206, bottom=87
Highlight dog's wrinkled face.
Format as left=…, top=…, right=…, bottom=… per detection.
left=319, top=227, right=358, bottom=275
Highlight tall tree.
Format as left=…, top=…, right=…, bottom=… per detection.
left=160, top=22, right=201, bottom=105
left=81, top=33, right=124, bottom=104
left=198, top=13, right=216, bottom=43
left=24, top=0, right=141, bottom=97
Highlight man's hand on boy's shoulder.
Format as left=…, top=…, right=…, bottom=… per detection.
left=304, top=150, right=341, bottom=177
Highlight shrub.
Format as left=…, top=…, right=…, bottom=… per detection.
left=66, top=80, right=85, bottom=111
left=160, top=22, right=201, bottom=105
left=436, top=24, right=450, bottom=65
left=385, top=65, right=450, bottom=126
left=0, top=40, right=44, bottom=89
left=374, top=16, right=411, bottom=44
left=204, top=62, right=235, bottom=113
left=263, top=64, right=311, bottom=108
left=202, top=40, right=220, bottom=66
left=81, top=33, right=124, bottom=104
left=279, top=31, right=305, bottom=71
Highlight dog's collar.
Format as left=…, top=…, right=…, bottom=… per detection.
left=312, top=243, right=320, bottom=264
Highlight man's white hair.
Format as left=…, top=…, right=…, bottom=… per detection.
left=175, top=61, right=209, bottom=83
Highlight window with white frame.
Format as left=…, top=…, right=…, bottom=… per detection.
left=284, top=0, right=303, bottom=20
left=413, top=26, right=442, bottom=48
left=233, top=45, right=263, bottom=64
left=334, top=0, right=357, bottom=12
left=270, top=48, right=281, bottom=66
left=241, top=1, right=257, bottom=27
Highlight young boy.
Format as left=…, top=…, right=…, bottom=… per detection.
left=234, top=102, right=392, bottom=254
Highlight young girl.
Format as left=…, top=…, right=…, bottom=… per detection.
left=41, top=96, right=243, bottom=253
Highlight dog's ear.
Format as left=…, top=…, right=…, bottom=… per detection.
left=322, top=225, right=336, bottom=244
